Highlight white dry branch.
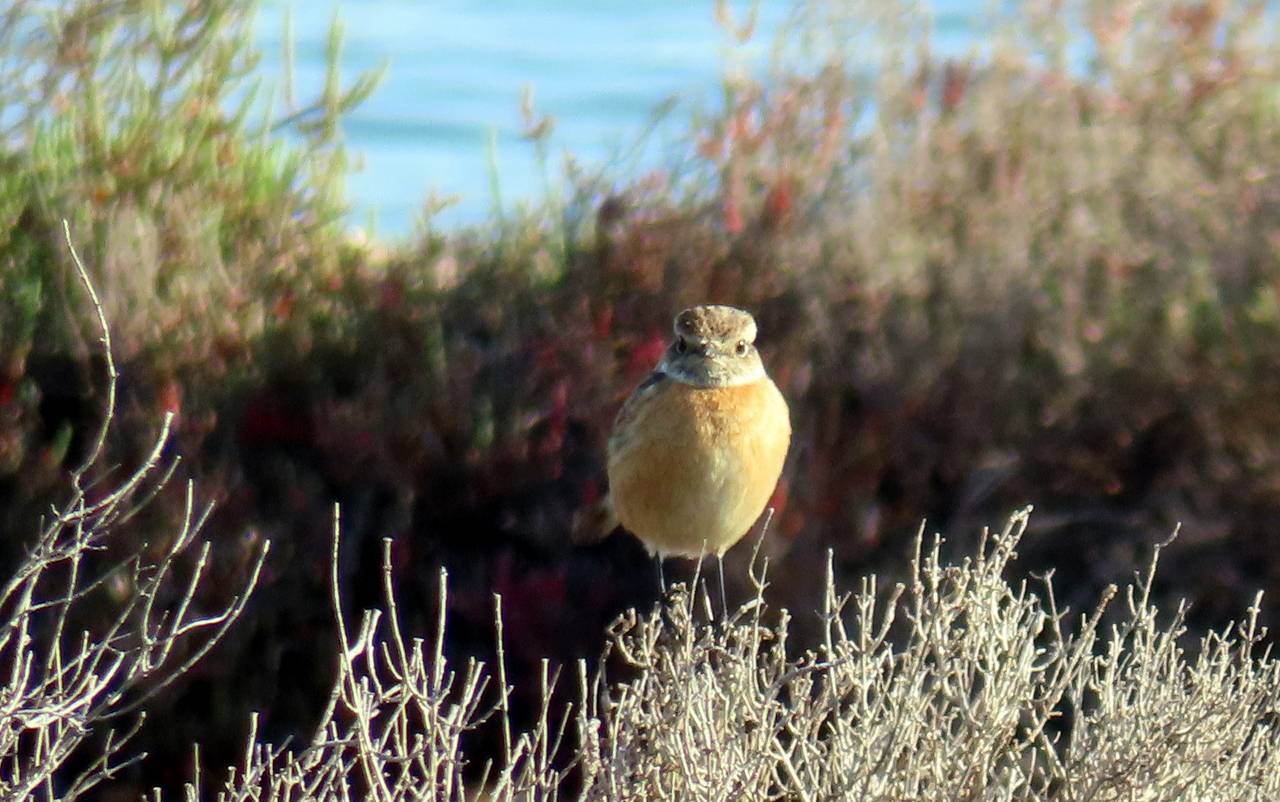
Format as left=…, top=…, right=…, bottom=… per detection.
left=202, top=504, right=1280, bottom=802
left=584, top=511, right=1280, bottom=801
left=195, top=506, right=575, bottom=802
left=0, top=223, right=270, bottom=802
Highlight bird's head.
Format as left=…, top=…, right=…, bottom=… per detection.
left=658, top=304, right=767, bottom=388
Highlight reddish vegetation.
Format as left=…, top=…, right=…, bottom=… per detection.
left=3, top=0, right=1280, bottom=794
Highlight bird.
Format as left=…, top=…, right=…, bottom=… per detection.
left=605, top=304, right=791, bottom=604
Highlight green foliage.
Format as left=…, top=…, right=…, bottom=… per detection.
left=6, top=0, right=1280, bottom=798
left=0, top=0, right=378, bottom=485
left=0, top=0, right=379, bottom=359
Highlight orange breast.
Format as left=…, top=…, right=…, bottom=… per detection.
left=607, top=377, right=791, bottom=558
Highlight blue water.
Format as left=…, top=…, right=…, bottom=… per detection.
left=252, top=1, right=990, bottom=238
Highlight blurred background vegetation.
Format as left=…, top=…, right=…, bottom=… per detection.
left=3, top=0, right=1280, bottom=795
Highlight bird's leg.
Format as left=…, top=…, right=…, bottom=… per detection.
left=717, top=552, right=728, bottom=618
left=655, top=554, right=666, bottom=595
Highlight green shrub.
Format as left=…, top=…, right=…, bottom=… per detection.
left=0, top=0, right=379, bottom=361
left=7, top=0, right=1280, bottom=797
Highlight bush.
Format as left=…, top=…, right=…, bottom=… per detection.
left=0, top=231, right=266, bottom=801
left=6, top=240, right=1278, bottom=801
left=7, top=0, right=1280, bottom=796
left=161, top=510, right=1280, bottom=799
left=0, top=0, right=378, bottom=495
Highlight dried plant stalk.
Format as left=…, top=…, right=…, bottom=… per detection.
left=0, top=224, right=269, bottom=802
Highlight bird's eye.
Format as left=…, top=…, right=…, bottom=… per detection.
left=735, top=340, right=749, bottom=356
left=675, top=336, right=688, bottom=354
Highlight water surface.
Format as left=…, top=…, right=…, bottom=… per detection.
left=253, top=1, right=989, bottom=236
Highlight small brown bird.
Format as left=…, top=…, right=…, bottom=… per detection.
left=606, top=305, right=791, bottom=587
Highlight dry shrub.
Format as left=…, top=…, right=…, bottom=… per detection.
left=8, top=0, right=1280, bottom=797
left=0, top=228, right=267, bottom=802
left=195, top=509, right=1280, bottom=801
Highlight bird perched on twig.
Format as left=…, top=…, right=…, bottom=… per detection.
left=604, top=304, right=791, bottom=598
